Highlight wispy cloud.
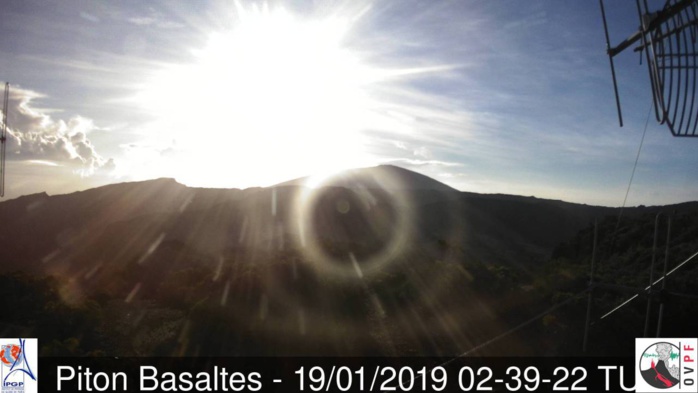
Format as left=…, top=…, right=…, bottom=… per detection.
left=126, top=8, right=185, bottom=29
left=79, top=11, right=100, bottom=23
left=127, top=16, right=184, bottom=29
left=382, top=158, right=463, bottom=168
left=27, top=160, right=61, bottom=167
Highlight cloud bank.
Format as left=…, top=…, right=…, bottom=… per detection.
left=2, top=86, right=114, bottom=175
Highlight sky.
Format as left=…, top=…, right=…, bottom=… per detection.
left=0, top=0, right=696, bottom=206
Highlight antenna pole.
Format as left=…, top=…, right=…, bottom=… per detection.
left=1, top=82, right=8, bottom=198
left=656, top=213, right=672, bottom=337
left=600, top=0, right=698, bottom=136
left=600, top=0, right=624, bottom=127
left=583, top=220, right=598, bottom=353
left=643, top=212, right=661, bottom=337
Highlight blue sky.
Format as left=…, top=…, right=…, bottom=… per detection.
left=0, top=0, right=695, bottom=206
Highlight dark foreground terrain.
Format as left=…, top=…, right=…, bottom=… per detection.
left=0, top=165, right=696, bottom=356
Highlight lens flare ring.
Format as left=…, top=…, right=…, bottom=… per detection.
left=291, top=171, right=416, bottom=280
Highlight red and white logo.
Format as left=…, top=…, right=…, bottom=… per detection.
left=0, top=339, right=37, bottom=393
left=636, top=338, right=697, bottom=393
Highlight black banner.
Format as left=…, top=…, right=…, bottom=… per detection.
left=38, top=357, right=637, bottom=392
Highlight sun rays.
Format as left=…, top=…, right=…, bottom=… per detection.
left=134, top=3, right=380, bottom=188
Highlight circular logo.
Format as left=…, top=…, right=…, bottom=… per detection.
left=0, top=344, right=22, bottom=367
left=639, top=342, right=681, bottom=389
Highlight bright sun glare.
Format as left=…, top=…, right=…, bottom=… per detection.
left=136, top=4, right=378, bottom=188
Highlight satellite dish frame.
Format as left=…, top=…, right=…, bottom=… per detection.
left=600, top=0, right=698, bottom=137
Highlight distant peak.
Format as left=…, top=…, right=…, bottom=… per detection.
left=274, top=164, right=459, bottom=193
left=148, top=177, right=179, bottom=183
left=115, top=177, right=183, bottom=187
left=15, top=192, right=49, bottom=201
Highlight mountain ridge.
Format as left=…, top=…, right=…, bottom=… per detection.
left=274, top=164, right=459, bottom=193
left=8, top=164, right=693, bottom=209
left=1, top=164, right=697, bottom=356
left=1, top=165, right=695, bottom=277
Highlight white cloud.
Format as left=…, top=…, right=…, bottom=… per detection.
left=413, top=146, right=431, bottom=158
left=382, top=158, right=462, bottom=168
left=127, top=12, right=184, bottom=29
left=2, top=86, right=114, bottom=175
left=80, top=11, right=100, bottom=23
left=393, top=141, right=408, bottom=150
left=128, top=16, right=157, bottom=26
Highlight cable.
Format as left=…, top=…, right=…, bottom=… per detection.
left=439, top=288, right=591, bottom=363
left=611, top=102, right=653, bottom=246
left=404, top=287, right=590, bottom=387
left=600, top=249, right=698, bottom=320
left=432, top=248, right=698, bottom=361
left=621, top=103, right=652, bottom=209
left=410, top=105, right=669, bottom=364
left=424, top=247, right=698, bottom=362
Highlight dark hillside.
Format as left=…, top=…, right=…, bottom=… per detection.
left=0, top=166, right=695, bottom=356
left=530, top=207, right=698, bottom=355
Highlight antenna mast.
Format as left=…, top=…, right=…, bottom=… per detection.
left=1, top=82, right=8, bottom=197
left=600, top=0, right=698, bottom=137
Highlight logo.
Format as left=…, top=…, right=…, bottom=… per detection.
left=0, top=339, right=37, bottom=393
left=636, top=338, right=697, bottom=393
left=0, top=345, right=21, bottom=368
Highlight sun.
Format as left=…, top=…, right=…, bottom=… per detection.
left=135, top=3, right=377, bottom=188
